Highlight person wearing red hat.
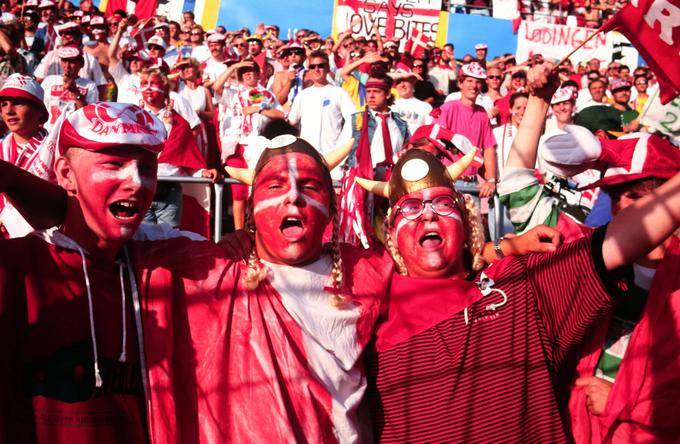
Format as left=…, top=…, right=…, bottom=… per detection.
left=0, top=74, right=51, bottom=238
left=41, top=46, right=98, bottom=131
left=34, top=21, right=108, bottom=97
left=0, top=102, right=167, bottom=444
left=500, top=61, right=680, bottom=442
left=432, top=62, right=498, bottom=199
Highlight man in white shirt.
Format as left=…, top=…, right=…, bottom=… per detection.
left=201, top=33, right=228, bottom=88
left=390, top=66, right=433, bottom=134
left=288, top=51, right=356, bottom=179
left=41, top=46, right=98, bottom=131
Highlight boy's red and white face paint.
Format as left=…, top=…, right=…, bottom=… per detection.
left=69, top=147, right=158, bottom=241
left=392, top=186, right=466, bottom=279
left=252, top=152, right=332, bottom=266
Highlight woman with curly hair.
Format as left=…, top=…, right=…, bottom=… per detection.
left=356, top=143, right=680, bottom=443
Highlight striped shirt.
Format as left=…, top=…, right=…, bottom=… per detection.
left=365, top=228, right=622, bottom=443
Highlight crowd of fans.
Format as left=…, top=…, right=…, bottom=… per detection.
left=0, top=0, right=679, bottom=443
left=457, top=0, right=630, bottom=27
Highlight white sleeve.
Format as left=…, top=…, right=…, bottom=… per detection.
left=339, top=88, right=357, bottom=123
left=86, top=83, right=99, bottom=102
left=172, top=92, right=201, bottom=129
left=287, top=94, right=302, bottom=125
left=108, top=62, right=129, bottom=85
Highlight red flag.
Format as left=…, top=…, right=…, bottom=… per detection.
left=404, top=28, right=431, bottom=59
left=104, top=0, right=157, bottom=20
left=129, top=18, right=157, bottom=51
left=600, top=0, right=680, bottom=104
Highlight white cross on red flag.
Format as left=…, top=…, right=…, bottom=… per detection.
left=403, top=28, right=431, bottom=59
left=601, top=0, right=680, bottom=104
left=129, top=18, right=157, bottom=51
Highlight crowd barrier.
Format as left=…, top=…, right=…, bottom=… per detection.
left=157, top=176, right=506, bottom=243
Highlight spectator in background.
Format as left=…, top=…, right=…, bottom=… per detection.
left=390, top=64, right=433, bottom=135
left=546, top=85, right=578, bottom=131
left=474, top=43, right=488, bottom=68
left=412, top=59, right=439, bottom=104
left=432, top=62, right=497, bottom=198
left=0, top=74, right=51, bottom=238
left=34, top=21, right=108, bottom=98
left=201, top=33, right=228, bottom=87
left=107, top=17, right=147, bottom=104
left=428, top=43, right=458, bottom=96
left=41, top=46, right=98, bottom=131
left=272, top=42, right=306, bottom=108
left=494, top=91, right=528, bottom=179
left=576, top=77, right=607, bottom=111
left=630, top=75, right=649, bottom=114
left=288, top=51, right=356, bottom=179
left=189, top=26, right=210, bottom=62
left=496, top=70, right=527, bottom=125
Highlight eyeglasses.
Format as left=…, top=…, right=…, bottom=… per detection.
left=396, top=195, right=458, bottom=220
left=148, top=45, right=163, bottom=51
left=308, top=63, right=327, bottom=70
left=413, top=64, right=424, bottom=68
left=635, top=81, right=647, bottom=85
left=234, top=43, right=246, bottom=47
left=349, top=51, right=361, bottom=58
left=190, top=32, right=202, bottom=36
left=288, top=49, right=304, bottom=56
left=487, top=75, right=502, bottom=80
left=343, top=43, right=353, bottom=48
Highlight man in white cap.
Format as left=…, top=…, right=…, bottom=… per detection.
left=474, top=42, right=488, bottom=68
left=153, top=22, right=181, bottom=67
left=41, top=46, right=98, bottom=130
left=33, top=21, right=108, bottom=97
left=432, top=62, right=497, bottom=198
left=42, top=46, right=99, bottom=130
left=545, top=85, right=577, bottom=131
left=201, top=32, right=228, bottom=88
left=33, top=0, right=58, bottom=53
left=0, top=74, right=52, bottom=238
left=389, top=64, right=433, bottom=134
left=0, top=102, right=168, bottom=444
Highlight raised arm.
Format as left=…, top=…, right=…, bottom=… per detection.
left=213, top=61, right=251, bottom=96
left=107, top=17, right=128, bottom=65
left=603, top=171, right=680, bottom=270
left=0, top=160, right=66, bottom=229
left=504, top=62, right=560, bottom=170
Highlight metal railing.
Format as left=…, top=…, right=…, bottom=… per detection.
left=157, top=177, right=506, bottom=243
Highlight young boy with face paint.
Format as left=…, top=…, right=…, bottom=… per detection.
left=0, top=102, right=167, bottom=443
left=357, top=142, right=680, bottom=443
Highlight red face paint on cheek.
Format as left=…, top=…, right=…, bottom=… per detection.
left=71, top=150, right=156, bottom=242
left=252, top=153, right=332, bottom=265
left=392, top=187, right=467, bottom=278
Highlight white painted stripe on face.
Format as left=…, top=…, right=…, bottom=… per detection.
left=253, top=156, right=330, bottom=217
left=394, top=210, right=462, bottom=239
left=91, top=163, right=154, bottom=191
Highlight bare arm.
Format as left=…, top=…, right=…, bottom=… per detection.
left=505, top=62, right=559, bottom=170
left=0, top=29, right=17, bottom=58
left=340, top=52, right=385, bottom=81
left=213, top=61, right=251, bottom=95
left=107, top=17, right=128, bottom=65
left=603, top=171, right=680, bottom=270
left=481, top=224, right=562, bottom=263
left=0, top=160, right=66, bottom=229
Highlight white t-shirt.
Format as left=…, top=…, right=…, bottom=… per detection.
left=191, top=45, right=211, bottom=63
left=169, top=91, right=201, bottom=129
left=178, top=82, right=208, bottom=113
left=35, top=50, right=107, bottom=86
left=41, top=75, right=99, bottom=131
left=288, top=84, right=356, bottom=157
left=391, top=97, right=432, bottom=134
left=109, top=61, right=141, bottom=104
left=202, top=57, right=228, bottom=83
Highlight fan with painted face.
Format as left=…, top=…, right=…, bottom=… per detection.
left=356, top=147, right=485, bottom=278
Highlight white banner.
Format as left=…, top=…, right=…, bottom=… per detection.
left=641, top=85, right=680, bottom=145
left=332, top=0, right=445, bottom=49
left=516, top=21, right=613, bottom=66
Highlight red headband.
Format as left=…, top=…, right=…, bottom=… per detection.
left=366, top=78, right=389, bottom=91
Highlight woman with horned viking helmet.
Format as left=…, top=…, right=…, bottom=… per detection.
left=356, top=146, right=680, bottom=443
